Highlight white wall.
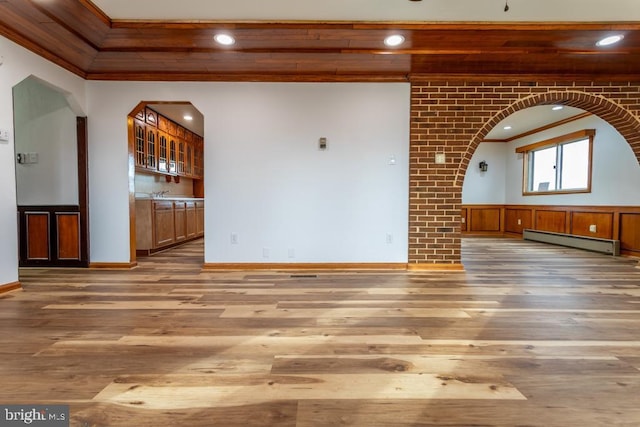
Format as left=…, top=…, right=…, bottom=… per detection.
left=0, top=36, right=86, bottom=286
left=506, top=115, right=640, bottom=205
left=87, top=81, right=410, bottom=263
left=462, top=142, right=507, bottom=204
left=206, top=83, right=409, bottom=263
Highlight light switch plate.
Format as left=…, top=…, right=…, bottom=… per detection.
left=0, top=129, right=9, bottom=141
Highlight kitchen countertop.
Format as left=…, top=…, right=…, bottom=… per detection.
left=135, top=196, right=204, bottom=201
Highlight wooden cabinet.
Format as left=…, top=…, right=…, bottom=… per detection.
left=177, top=141, right=186, bottom=175
left=134, top=108, right=159, bottom=171
left=193, top=136, right=204, bottom=179
left=153, top=201, right=175, bottom=247
left=196, top=200, right=205, bottom=237
left=158, top=132, right=169, bottom=173
left=185, top=142, right=193, bottom=177
left=174, top=201, right=187, bottom=242
left=131, top=107, right=204, bottom=179
left=134, top=119, right=146, bottom=168
left=169, top=137, right=177, bottom=174
left=186, top=201, right=197, bottom=239
left=136, top=198, right=204, bottom=256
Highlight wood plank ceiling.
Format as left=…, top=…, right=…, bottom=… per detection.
left=0, top=0, right=639, bottom=82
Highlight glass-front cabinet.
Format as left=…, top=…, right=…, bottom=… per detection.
left=158, top=134, right=168, bottom=173
left=132, top=106, right=204, bottom=180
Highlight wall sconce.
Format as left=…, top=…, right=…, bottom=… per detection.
left=479, top=161, right=488, bottom=172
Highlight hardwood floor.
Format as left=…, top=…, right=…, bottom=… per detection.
left=4, top=238, right=640, bottom=426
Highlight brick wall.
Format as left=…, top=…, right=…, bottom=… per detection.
left=409, top=80, right=640, bottom=267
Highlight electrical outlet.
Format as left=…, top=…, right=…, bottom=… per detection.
left=589, top=224, right=597, bottom=233
left=230, top=232, right=238, bottom=244
left=461, top=217, right=465, bottom=224
left=288, top=248, right=295, bottom=259
left=262, top=247, right=270, bottom=258
left=0, top=129, right=9, bottom=141
left=517, top=219, right=522, bottom=225
left=386, top=233, right=393, bottom=244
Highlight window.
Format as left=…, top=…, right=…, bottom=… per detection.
left=516, top=129, right=595, bottom=195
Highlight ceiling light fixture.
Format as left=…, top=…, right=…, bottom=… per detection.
left=596, top=35, right=624, bottom=47
left=503, top=125, right=512, bottom=130
left=384, top=34, right=405, bottom=47
left=184, top=115, right=193, bottom=121
left=214, top=33, right=235, bottom=46
left=552, top=106, right=564, bottom=111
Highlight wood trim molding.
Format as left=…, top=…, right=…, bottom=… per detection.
left=77, top=117, right=90, bottom=267
left=0, top=282, right=22, bottom=294
left=89, top=262, right=138, bottom=269
left=407, top=263, right=465, bottom=271
left=203, top=263, right=408, bottom=271
left=515, top=129, right=596, bottom=153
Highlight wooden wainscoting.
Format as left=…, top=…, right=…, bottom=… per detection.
left=18, top=206, right=88, bottom=267
left=461, top=204, right=640, bottom=256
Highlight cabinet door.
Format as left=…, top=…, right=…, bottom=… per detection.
left=169, top=139, right=177, bottom=174
left=196, top=202, right=205, bottom=236
left=157, top=133, right=168, bottom=173
left=185, top=202, right=197, bottom=239
left=174, top=202, right=187, bottom=242
left=153, top=201, right=174, bottom=247
left=193, top=138, right=203, bottom=179
left=146, top=127, right=157, bottom=170
left=185, top=142, right=193, bottom=176
left=134, top=120, right=146, bottom=168
left=177, top=141, right=186, bottom=175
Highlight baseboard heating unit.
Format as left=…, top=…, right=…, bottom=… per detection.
left=523, top=229, right=620, bottom=256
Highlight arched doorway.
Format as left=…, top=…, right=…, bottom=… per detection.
left=457, top=90, right=640, bottom=187
left=14, top=75, right=89, bottom=267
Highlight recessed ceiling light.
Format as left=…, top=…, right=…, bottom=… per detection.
left=384, top=34, right=405, bottom=47
left=184, top=115, right=193, bottom=121
left=503, top=125, right=512, bottom=130
left=596, top=34, right=624, bottom=47
left=214, top=33, right=235, bottom=46
left=552, top=106, right=564, bottom=111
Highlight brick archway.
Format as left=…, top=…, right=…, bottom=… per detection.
left=409, top=81, right=640, bottom=269
left=456, top=90, right=640, bottom=187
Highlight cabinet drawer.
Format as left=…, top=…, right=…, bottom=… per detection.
left=153, top=201, right=173, bottom=210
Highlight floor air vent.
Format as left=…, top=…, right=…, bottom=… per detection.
left=523, top=229, right=620, bottom=256
left=290, top=274, right=318, bottom=278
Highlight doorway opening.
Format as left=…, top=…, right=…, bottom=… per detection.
left=14, top=75, right=89, bottom=267
left=460, top=104, right=640, bottom=258
left=127, top=101, right=205, bottom=266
